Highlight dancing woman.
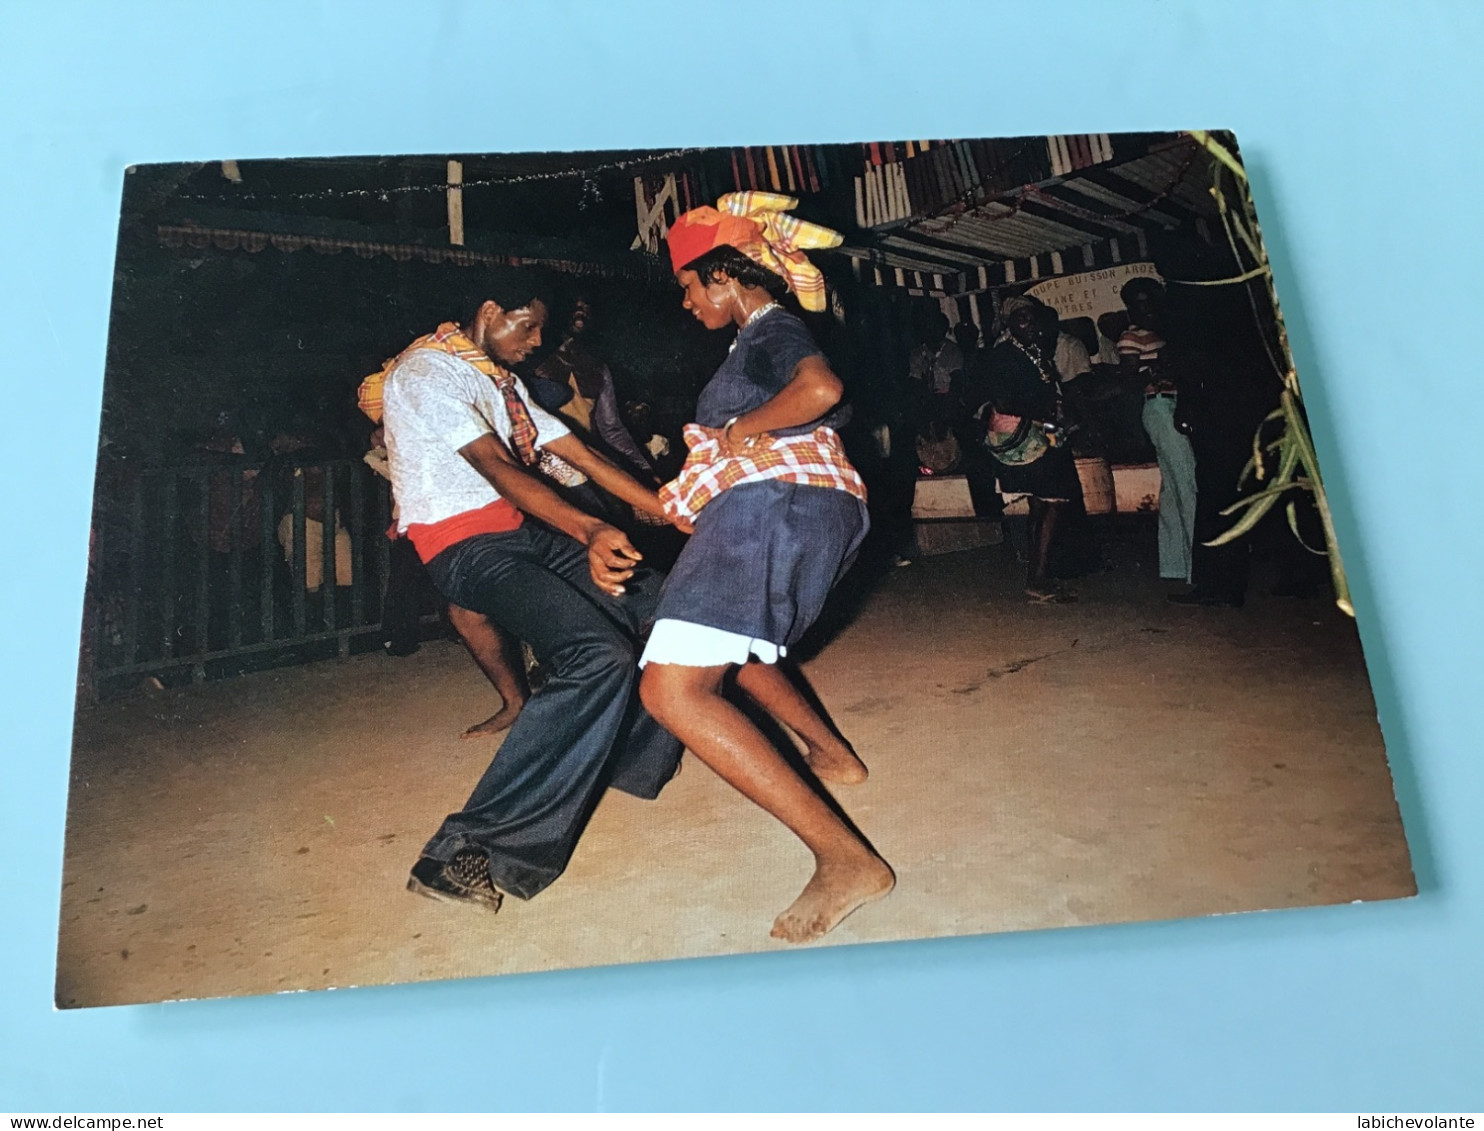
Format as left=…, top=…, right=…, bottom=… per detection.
left=638, top=193, right=894, bottom=944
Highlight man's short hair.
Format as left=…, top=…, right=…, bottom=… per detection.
left=467, top=272, right=554, bottom=327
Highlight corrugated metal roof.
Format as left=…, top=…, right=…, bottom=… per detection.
left=844, top=139, right=1219, bottom=278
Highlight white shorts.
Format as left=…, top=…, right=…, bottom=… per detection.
left=639, top=618, right=785, bottom=668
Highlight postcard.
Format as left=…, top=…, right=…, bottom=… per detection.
left=57, top=130, right=1413, bottom=1008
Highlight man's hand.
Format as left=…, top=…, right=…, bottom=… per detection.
left=587, top=524, right=643, bottom=596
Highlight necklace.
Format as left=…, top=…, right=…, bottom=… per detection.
left=1006, top=334, right=1064, bottom=421
left=1009, top=334, right=1056, bottom=383
left=744, top=301, right=781, bottom=329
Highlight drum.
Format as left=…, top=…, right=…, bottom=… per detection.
left=1075, top=456, right=1115, bottom=515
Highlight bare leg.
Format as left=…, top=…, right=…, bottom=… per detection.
left=447, top=603, right=529, bottom=737
left=733, top=661, right=867, bottom=785
left=1025, top=499, right=1074, bottom=601
left=641, top=663, right=893, bottom=943
left=1027, top=498, right=1054, bottom=590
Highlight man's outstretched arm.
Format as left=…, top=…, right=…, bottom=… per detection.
left=541, top=433, right=668, bottom=520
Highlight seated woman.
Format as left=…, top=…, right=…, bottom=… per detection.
left=969, top=295, right=1085, bottom=603
left=638, top=192, right=894, bottom=944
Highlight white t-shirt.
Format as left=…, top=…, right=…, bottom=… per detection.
left=382, top=348, right=570, bottom=530
left=1054, top=331, right=1093, bottom=382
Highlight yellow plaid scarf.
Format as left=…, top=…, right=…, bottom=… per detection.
left=357, top=323, right=540, bottom=465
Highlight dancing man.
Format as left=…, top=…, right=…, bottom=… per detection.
left=378, top=278, right=683, bottom=911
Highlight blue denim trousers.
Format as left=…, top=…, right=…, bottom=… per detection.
left=423, top=522, right=682, bottom=899
left=1141, top=393, right=1198, bottom=583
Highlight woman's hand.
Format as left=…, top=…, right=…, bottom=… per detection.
left=715, top=356, right=842, bottom=459
left=585, top=524, right=643, bottom=597
left=719, top=419, right=776, bottom=459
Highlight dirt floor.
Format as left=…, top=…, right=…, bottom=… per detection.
left=55, top=520, right=1416, bottom=1008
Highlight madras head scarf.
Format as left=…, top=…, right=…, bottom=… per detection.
left=666, top=191, right=843, bottom=312
left=996, top=295, right=1040, bottom=338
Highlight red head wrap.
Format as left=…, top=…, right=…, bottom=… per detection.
left=664, top=192, right=843, bottom=312
left=666, top=208, right=762, bottom=274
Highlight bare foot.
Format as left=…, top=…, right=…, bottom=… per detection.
left=803, top=737, right=869, bottom=785
left=461, top=699, right=524, bottom=738
left=770, top=848, right=895, bottom=943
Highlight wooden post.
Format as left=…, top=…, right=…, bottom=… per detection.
left=447, top=159, right=464, bottom=247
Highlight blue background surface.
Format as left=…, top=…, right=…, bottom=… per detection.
left=3, top=0, right=1481, bottom=1112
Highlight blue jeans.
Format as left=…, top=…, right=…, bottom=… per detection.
left=423, top=522, right=682, bottom=899
left=1141, top=394, right=1197, bottom=582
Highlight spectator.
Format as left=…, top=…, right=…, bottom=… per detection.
left=968, top=295, right=1084, bottom=603
left=1118, top=278, right=1198, bottom=588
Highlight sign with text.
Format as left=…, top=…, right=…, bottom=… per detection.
left=1029, top=261, right=1162, bottom=321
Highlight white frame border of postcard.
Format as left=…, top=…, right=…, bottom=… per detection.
left=58, top=129, right=1414, bottom=1010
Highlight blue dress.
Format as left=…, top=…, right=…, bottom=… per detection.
left=652, top=309, right=869, bottom=647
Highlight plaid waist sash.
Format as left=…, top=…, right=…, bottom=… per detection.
left=658, top=424, right=867, bottom=523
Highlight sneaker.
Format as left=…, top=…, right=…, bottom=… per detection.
left=406, top=850, right=504, bottom=913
